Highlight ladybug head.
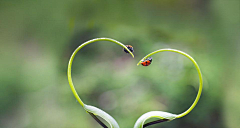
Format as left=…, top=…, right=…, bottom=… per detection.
left=148, top=57, right=152, bottom=62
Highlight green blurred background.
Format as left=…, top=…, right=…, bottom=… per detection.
left=0, top=0, right=239, bottom=128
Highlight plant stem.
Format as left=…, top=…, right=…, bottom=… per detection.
left=137, top=48, right=203, bottom=118
left=67, top=38, right=134, bottom=107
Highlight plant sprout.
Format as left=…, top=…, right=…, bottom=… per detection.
left=134, top=49, right=203, bottom=128
left=67, top=38, right=203, bottom=128
left=67, top=38, right=134, bottom=128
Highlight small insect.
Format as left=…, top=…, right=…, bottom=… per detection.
left=123, top=45, right=134, bottom=53
left=141, top=57, right=152, bottom=66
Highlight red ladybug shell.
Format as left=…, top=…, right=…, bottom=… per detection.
left=141, top=57, right=152, bottom=66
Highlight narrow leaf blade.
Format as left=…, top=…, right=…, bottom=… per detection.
left=84, top=105, right=120, bottom=128
left=134, top=111, right=177, bottom=128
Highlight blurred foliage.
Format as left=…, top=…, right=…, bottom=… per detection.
left=0, top=0, right=239, bottom=128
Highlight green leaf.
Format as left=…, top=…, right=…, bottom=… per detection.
left=133, top=111, right=177, bottom=128
left=84, top=105, right=120, bottom=128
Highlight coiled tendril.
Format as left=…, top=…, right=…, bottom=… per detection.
left=134, top=49, right=203, bottom=128
left=67, top=38, right=134, bottom=128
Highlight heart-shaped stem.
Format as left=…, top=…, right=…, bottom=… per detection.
left=137, top=48, right=203, bottom=118
left=67, top=38, right=134, bottom=107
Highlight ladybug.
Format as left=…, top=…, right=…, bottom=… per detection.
left=123, top=45, right=134, bottom=53
left=141, top=57, right=152, bottom=66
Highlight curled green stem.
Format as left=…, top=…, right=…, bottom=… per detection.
left=67, top=38, right=134, bottom=107
left=137, top=48, right=203, bottom=118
